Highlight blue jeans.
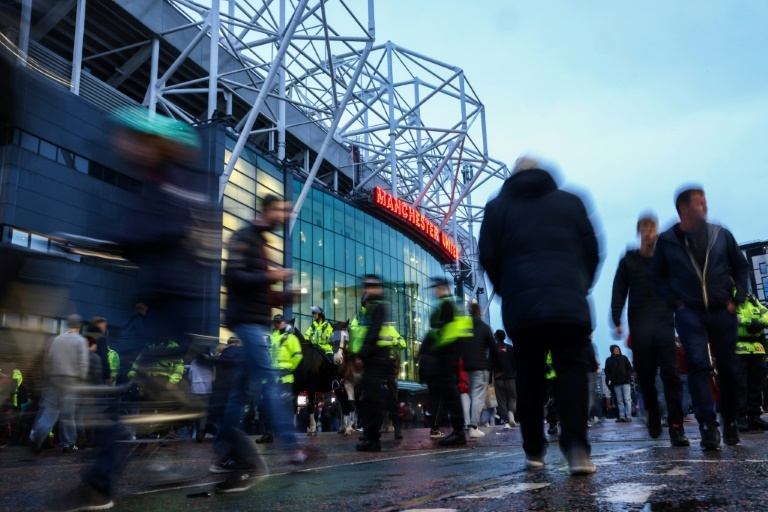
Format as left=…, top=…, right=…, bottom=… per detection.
left=614, top=384, right=632, bottom=419
left=217, top=324, right=296, bottom=464
left=30, top=377, right=78, bottom=448
left=674, top=308, right=740, bottom=424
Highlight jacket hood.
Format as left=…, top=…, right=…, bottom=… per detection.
left=609, top=344, right=622, bottom=355
left=500, top=168, right=558, bottom=200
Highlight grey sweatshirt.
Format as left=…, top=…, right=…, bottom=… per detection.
left=46, top=331, right=88, bottom=380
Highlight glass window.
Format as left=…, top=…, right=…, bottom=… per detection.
left=74, top=156, right=89, bottom=174
left=345, top=273, right=358, bottom=322
left=258, top=169, right=284, bottom=197
left=313, top=224, right=324, bottom=264
left=11, top=229, right=29, bottom=248
left=761, top=263, right=767, bottom=275
left=39, top=140, right=57, bottom=161
left=344, top=203, right=355, bottom=238
left=30, top=234, right=49, bottom=253
left=23, top=315, right=40, bottom=331
left=20, top=132, right=39, bottom=153
left=235, top=157, right=257, bottom=181
left=3, top=312, right=21, bottom=329
left=374, top=250, right=382, bottom=276
left=323, top=229, right=335, bottom=268
left=345, top=238, right=355, bottom=275
left=354, top=208, right=364, bottom=241
left=366, top=246, right=374, bottom=274
left=324, top=194, right=335, bottom=232
left=334, top=270, right=346, bottom=321
left=365, top=215, right=374, bottom=246
left=312, top=264, right=324, bottom=313
left=356, top=241, right=365, bottom=272
left=373, top=218, right=382, bottom=248
left=300, top=221, right=312, bottom=262
left=312, top=188, right=323, bottom=227
left=335, top=234, right=346, bottom=271
left=298, top=261, right=312, bottom=312
left=41, top=317, right=59, bottom=334
left=334, top=199, right=345, bottom=236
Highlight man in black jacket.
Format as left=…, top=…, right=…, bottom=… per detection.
left=650, top=186, right=749, bottom=451
left=464, top=303, right=499, bottom=438
left=604, top=345, right=633, bottom=422
left=215, top=194, right=302, bottom=493
left=478, top=157, right=600, bottom=475
left=611, top=213, right=688, bottom=446
left=493, top=330, right=517, bottom=429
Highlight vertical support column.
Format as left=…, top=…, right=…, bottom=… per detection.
left=225, top=91, right=233, bottom=116
left=148, top=38, right=160, bottom=117
left=227, top=0, right=235, bottom=34
left=71, top=0, right=86, bottom=95
left=414, top=78, right=423, bottom=203
left=208, top=0, right=221, bottom=121
left=277, top=0, right=287, bottom=161
left=386, top=42, right=398, bottom=198
left=19, top=0, right=32, bottom=67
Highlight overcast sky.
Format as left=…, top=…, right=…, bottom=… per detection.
left=376, top=1, right=768, bottom=360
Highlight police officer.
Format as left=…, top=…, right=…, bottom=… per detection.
left=258, top=315, right=304, bottom=444
left=354, top=275, right=398, bottom=452
left=424, top=276, right=473, bottom=447
left=735, top=295, right=768, bottom=431
left=306, top=306, right=334, bottom=356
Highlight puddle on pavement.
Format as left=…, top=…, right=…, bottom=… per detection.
left=644, top=499, right=729, bottom=510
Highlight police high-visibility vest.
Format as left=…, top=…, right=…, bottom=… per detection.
left=546, top=351, right=557, bottom=380
left=430, top=296, right=473, bottom=350
left=350, top=300, right=401, bottom=356
left=127, top=341, right=184, bottom=384
left=270, top=329, right=303, bottom=384
left=736, top=297, right=767, bottom=355
left=306, top=320, right=333, bottom=353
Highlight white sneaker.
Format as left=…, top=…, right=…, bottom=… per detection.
left=525, top=455, right=545, bottom=469
left=503, top=423, right=512, bottom=430
left=469, top=427, right=485, bottom=438
left=429, top=429, right=445, bottom=439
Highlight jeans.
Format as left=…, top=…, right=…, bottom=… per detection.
left=614, top=384, right=632, bottom=419
left=30, top=377, right=78, bottom=448
left=675, top=308, right=740, bottom=424
left=217, top=324, right=296, bottom=465
left=515, top=325, right=591, bottom=458
left=467, top=370, right=489, bottom=427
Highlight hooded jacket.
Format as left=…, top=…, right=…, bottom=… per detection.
left=650, top=222, right=748, bottom=311
left=478, top=169, right=600, bottom=335
left=611, top=249, right=673, bottom=328
left=604, top=345, right=633, bottom=387
left=462, top=316, right=500, bottom=372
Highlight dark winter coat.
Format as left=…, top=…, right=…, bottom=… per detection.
left=224, top=221, right=292, bottom=327
left=478, top=169, right=600, bottom=336
left=462, top=317, right=500, bottom=372
left=650, top=223, right=749, bottom=311
left=611, top=249, right=673, bottom=328
left=604, top=346, right=632, bottom=387
left=495, top=342, right=516, bottom=380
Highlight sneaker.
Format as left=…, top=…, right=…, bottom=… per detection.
left=356, top=439, right=382, bottom=452
left=625, top=417, right=632, bottom=422
left=209, top=457, right=236, bottom=474
left=525, top=455, right=545, bottom=469
left=568, top=449, right=597, bottom=476
left=699, top=421, right=721, bottom=451
left=547, top=424, right=558, bottom=436
left=62, top=445, right=79, bottom=454
left=214, top=472, right=255, bottom=494
left=748, top=417, right=768, bottom=431
left=737, top=416, right=750, bottom=433
left=615, top=417, right=624, bottom=423
left=503, top=423, right=512, bottom=430
left=469, top=427, right=485, bottom=439
left=289, top=448, right=313, bottom=464
left=438, top=431, right=467, bottom=447
left=723, top=420, right=740, bottom=446
left=255, top=433, right=274, bottom=444
left=429, top=429, right=445, bottom=439
left=45, top=483, right=113, bottom=511
left=669, top=424, right=690, bottom=447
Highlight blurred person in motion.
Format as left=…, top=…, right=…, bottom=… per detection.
left=421, top=277, right=472, bottom=447
left=29, top=315, right=88, bottom=455
left=611, top=212, right=688, bottom=446
left=650, top=186, right=749, bottom=450
left=90, top=318, right=112, bottom=385
left=214, top=194, right=301, bottom=493
left=208, top=337, right=242, bottom=473
left=353, top=275, right=399, bottom=452
left=493, top=330, right=518, bottom=429
left=734, top=295, right=768, bottom=432
left=464, top=303, right=499, bottom=438
left=604, top=345, right=633, bottom=423
left=189, top=346, right=216, bottom=442
left=117, top=303, right=148, bottom=383
left=479, top=157, right=600, bottom=475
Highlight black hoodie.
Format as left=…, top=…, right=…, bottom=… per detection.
left=604, top=345, right=633, bottom=386
left=478, top=169, right=600, bottom=336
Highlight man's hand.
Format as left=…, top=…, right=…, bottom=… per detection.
left=726, top=301, right=737, bottom=315
left=611, top=325, right=624, bottom=341
left=270, top=268, right=293, bottom=282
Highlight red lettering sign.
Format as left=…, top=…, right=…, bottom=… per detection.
left=372, top=187, right=459, bottom=261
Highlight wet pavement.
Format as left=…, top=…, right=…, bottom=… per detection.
left=3, top=417, right=768, bottom=511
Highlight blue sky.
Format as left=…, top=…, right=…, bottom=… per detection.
left=376, top=1, right=768, bottom=360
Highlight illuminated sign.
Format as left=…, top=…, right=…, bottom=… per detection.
left=372, top=187, right=459, bottom=261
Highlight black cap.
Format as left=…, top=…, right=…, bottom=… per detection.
left=428, top=276, right=450, bottom=289
left=362, top=274, right=382, bottom=287
left=272, top=314, right=285, bottom=323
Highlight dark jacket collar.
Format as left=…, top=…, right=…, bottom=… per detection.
left=500, top=169, right=558, bottom=199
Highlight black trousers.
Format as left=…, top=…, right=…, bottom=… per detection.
left=545, top=379, right=558, bottom=426
left=630, top=316, right=684, bottom=427
left=494, top=378, right=517, bottom=421
left=426, top=354, right=464, bottom=433
left=736, top=353, right=765, bottom=418
left=515, top=325, right=591, bottom=458
left=360, top=372, right=395, bottom=441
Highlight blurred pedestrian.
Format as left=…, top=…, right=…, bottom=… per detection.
left=189, top=349, right=216, bottom=442
left=493, top=330, right=517, bottom=429
left=650, top=185, right=749, bottom=450
left=605, top=345, right=633, bottom=423
left=117, top=303, right=148, bottom=383
left=464, top=303, right=499, bottom=438
left=479, top=157, right=600, bottom=475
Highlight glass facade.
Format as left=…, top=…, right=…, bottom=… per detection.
left=220, top=138, right=287, bottom=342
left=291, top=179, right=452, bottom=383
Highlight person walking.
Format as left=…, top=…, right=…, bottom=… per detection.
left=650, top=185, right=749, bottom=450
left=493, top=330, right=517, bottom=429
left=463, top=303, right=499, bottom=438
left=604, top=345, right=634, bottom=422
left=478, top=157, right=600, bottom=475
left=29, top=315, right=88, bottom=454
left=611, top=212, right=688, bottom=445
